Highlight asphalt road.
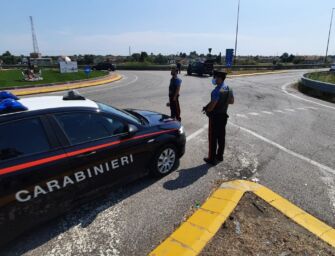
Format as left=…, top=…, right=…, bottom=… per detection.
left=3, top=70, right=335, bottom=256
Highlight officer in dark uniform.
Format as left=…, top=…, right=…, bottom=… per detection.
left=168, top=67, right=182, bottom=121
left=176, top=61, right=182, bottom=74
left=203, top=70, right=234, bottom=165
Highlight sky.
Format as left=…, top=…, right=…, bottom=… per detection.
left=0, top=0, right=335, bottom=56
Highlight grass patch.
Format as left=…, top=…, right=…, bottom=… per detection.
left=0, top=69, right=108, bottom=88
left=306, top=71, right=335, bottom=84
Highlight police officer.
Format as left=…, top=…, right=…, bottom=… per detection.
left=168, top=67, right=182, bottom=121
left=203, top=70, right=234, bottom=165
left=176, top=61, right=182, bottom=74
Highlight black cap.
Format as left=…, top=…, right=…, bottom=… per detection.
left=213, top=70, right=227, bottom=79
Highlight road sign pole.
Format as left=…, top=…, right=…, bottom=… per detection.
left=325, top=8, right=335, bottom=63
left=234, top=0, right=241, bottom=66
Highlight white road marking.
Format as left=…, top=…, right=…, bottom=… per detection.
left=186, top=125, right=208, bottom=142
left=285, top=108, right=296, bottom=112
left=306, top=106, right=318, bottom=110
left=229, top=122, right=335, bottom=176
left=297, top=107, right=307, bottom=110
left=185, top=121, right=335, bottom=176
left=274, top=110, right=285, bottom=113
left=261, top=111, right=273, bottom=115
left=236, top=114, right=249, bottom=118
left=248, top=112, right=260, bottom=116
left=282, top=82, right=335, bottom=110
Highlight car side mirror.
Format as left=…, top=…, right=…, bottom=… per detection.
left=127, top=124, right=138, bottom=137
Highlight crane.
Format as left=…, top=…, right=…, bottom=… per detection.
left=29, top=16, right=41, bottom=58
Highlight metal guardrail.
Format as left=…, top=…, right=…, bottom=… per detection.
left=116, top=63, right=330, bottom=71
left=301, top=72, right=335, bottom=94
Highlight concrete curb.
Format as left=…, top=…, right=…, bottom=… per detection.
left=149, top=180, right=335, bottom=256
left=229, top=70, right=289, bottom=78
left=9, top=74, right=122, bottom=96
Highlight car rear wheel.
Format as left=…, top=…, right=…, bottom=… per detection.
left=187, top=70, right=192, bottom=75
left=150, top=145, right=177, bottom=177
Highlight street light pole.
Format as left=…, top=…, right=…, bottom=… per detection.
left=234, top=0, right=241, bottom=65
left=325, top=8, right=335, bottom=63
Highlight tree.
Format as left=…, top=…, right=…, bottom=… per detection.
left=139, top=51, right=148, bottom=62
left=154, top=54, right=168, bottom=64
left=190, top=51, right=198, bottom=57
left=131, top=53, right=141, bottom=62
left=280, top=52, right=295, bottom=63
left=1, top=51, right=18, bottom=64
left=2, top=51, right=12, bottom=57
left=83, top=55, right=94, bottom=65
left=179, top=52, right=187, bottom=58
left=287, top=54, right=295, bottom=63
left=280, top=52, right=289, bottom=62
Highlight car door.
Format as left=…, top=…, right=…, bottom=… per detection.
left=0, top=115, right=72, bottom=246
left=51, top=111, right=150, bottom=200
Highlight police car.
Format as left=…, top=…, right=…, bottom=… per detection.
left=0, top=91, right=185, bottom=247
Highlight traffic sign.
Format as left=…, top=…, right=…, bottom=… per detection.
left=225, top=49, right=234, bottom=67
left=84, top=66, right=91, bottom=76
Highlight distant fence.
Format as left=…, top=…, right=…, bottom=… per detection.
left=116, top=63, right=330, bottom=71
left=301, top=72, right=335, bottom=94
left=1, top=63, right=330, bottom=71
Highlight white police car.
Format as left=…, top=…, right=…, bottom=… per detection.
left=0, top=90, right=185, bottom=247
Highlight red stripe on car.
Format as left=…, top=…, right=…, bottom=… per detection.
left=0, top=129, right=178, bottom=176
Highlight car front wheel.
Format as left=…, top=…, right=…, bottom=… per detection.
left=150, top=145, right=177, bottom=177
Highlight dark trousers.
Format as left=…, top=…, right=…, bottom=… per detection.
left=169, top=96, right=181, bottom=121
left=208, top=114, right=228, bottom=160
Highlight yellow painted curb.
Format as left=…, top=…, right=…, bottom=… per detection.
left=149, top=180, right=335, bottom=256
left=229, top=70, right=289, bottom=78
left=10, top=74, right=122, bottom=96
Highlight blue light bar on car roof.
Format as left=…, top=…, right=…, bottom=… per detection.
left=0, top=98, right=28, bottom=113
left=0, top=91, right=19, bottom=101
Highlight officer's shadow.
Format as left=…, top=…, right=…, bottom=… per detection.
left=163, top=163, right=210, bottom=190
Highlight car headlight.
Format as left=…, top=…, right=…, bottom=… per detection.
left=178, top=126, right=185, bottom=134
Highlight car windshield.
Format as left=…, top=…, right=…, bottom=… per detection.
left=98, top=103, right=141, bottom=125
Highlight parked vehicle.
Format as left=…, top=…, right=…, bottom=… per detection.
left=92, top=62, right=116, bottom=71
left=0, top=91, right=185, bottom=247
left=330, top=64, right=335, bottom=72
left=187, top=60, right=214, bottom=76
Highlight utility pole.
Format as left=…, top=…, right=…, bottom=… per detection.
left=325, top=8, right=335, bottom=63
left=129, top=46, right=131, bottom=56
left=234, top=0, right=241, bottom=65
